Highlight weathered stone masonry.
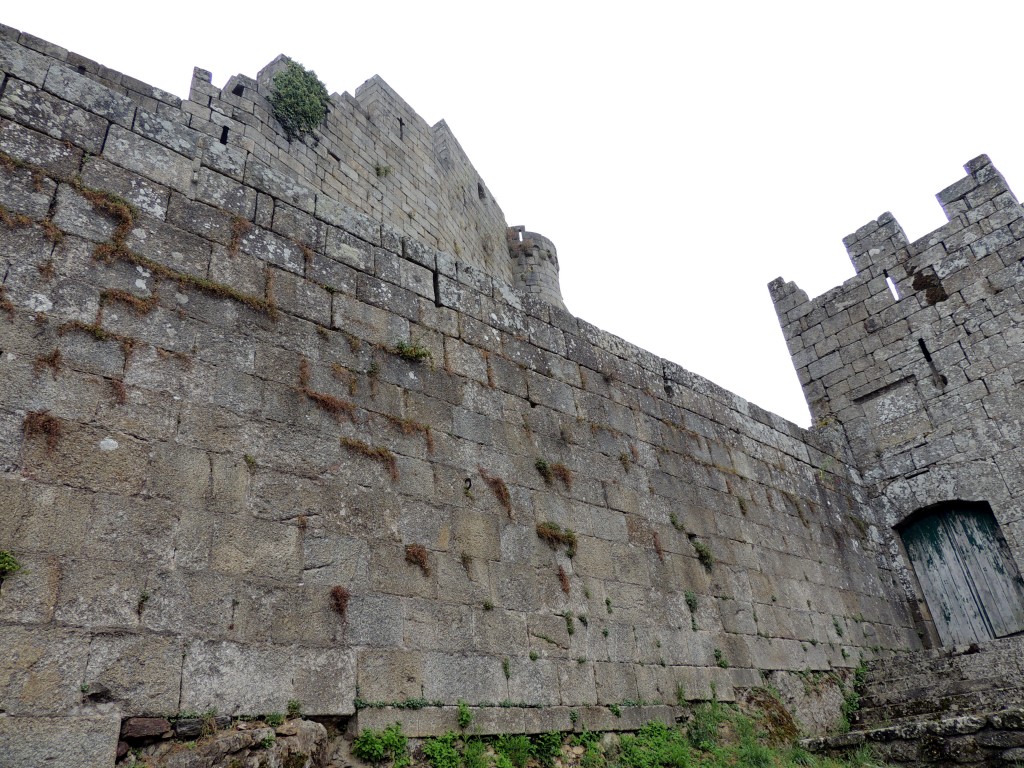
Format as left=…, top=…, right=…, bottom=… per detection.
left=0, top=24, right=925, bottom=762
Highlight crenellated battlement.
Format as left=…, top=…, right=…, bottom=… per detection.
left=770, top=154, right=1023, bottom=429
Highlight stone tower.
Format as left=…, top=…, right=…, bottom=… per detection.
left=508, top=226, right=566, bottom=310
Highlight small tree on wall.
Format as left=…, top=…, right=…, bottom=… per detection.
left=269, top=60, right=330, bottom=140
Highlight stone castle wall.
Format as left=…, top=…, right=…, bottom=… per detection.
left=770, top=155, right=1024, bottom=644
left=0, top=24, right=919, bottom=762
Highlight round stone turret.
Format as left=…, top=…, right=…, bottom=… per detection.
left=507, top=226, right=565, bottom=311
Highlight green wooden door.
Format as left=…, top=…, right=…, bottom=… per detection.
left=901, top=505, right=1024, bottom=646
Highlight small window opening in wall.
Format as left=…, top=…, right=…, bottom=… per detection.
left=398, top=117, right=404, bottom=140
left=477, top=182, right=486, bottom=201
left=917, top=338, right=933, bottom=363
left=432, top=268, right=442, bottom=308
left=219, top=126, right=229, bottom=145
left=518, top=230, right=524, bottom=242
left=884, top=269, right=901, bottom=300
left=77, top=65, right=87, bottom=75
left=231, top=84, right=245, bottom=97
left=918, top=338, right=949, bottom=387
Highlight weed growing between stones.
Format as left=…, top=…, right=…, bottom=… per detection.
left=269, top=60, right=330, bottom=141
left=228, top=216, right=251, bottom=257
left=340, top=437, right=398, bottom=481
left=495, top=734, right=531, bottom=768
left=22, top=410, right=62, bottom=453
left=458, top=700, right=473, bottom=729
left=520, top=734, right=556, bottom=768
left=384, top=414, right=435, bottom=453
left=352, top=722, right=411, bottom=768
left=685, top=590, right=699, bottom=631
left=690, top=537, right=715, bottom=570
left=534, top=458, right=573, bottom=490
left=156, top=347, right=193, bottom=369
left=838, top=659, right=868, bottom=733
left=479, top=467, right=512, bottom=516
left=343, top=332, right=363, bottom=353
left=0, top=551, right=22, bottom=582
left=558, top=565, right=571, bottom=594
left=393, top=340, right=431, bottom=362
left=257, top=734, right=275, bottom=749
left=714, top=649, right=729, bottom=668
left=536, top=522, right=577, bottom=557
left=558, top=611, right=575, bottom=636
left=40, top=220, right=62, bottom=245
left=464, top=739, right=489, bottom=768
left=109, top=378, right=128, bottom=405
left=0, top=286, right=13, bottom=320
left=59, top=319, right=138, bottom=363
left=551, top=462, right=573, bottom=490
left=653, top=531, right=665, bottom=563
left=0, top=203, right=32, bottom=230
left=287, top=699, right=302, bottom=719
left=423, top=732, right=460, bottom=768
left=330, top=585, right=350, bottom=619
left=299, top=358, right=357, bottom=422
left=405, top=544, right=431, bottom=576
left=331, top=362, right=359, bottom=397
left=99, top=288, right=158, bottom=316
left=78, top=185, right=135, bottom=244
left=32, top=349, right=62, bottom=378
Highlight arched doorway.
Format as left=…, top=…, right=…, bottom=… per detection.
left=899, top=501, right=1024, bottom=646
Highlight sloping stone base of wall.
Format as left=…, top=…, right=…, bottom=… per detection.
left=806, top=709, right=1024, bottom=767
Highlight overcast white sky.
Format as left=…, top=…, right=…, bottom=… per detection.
left=6, top=2, right=1023, bottom=426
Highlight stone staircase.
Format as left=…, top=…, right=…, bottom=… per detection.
left=807, top=636, right=1024, bottom=766
left=854, top=636, right=1024, bottom=729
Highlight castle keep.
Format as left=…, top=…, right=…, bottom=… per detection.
left=1, top=23, right=1023, bottom=767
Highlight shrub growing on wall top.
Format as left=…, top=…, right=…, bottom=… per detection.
left=269, top=60, right=330, bottom=140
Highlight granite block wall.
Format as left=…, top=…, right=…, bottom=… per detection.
left=0, top=24, right=918, bottom=761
